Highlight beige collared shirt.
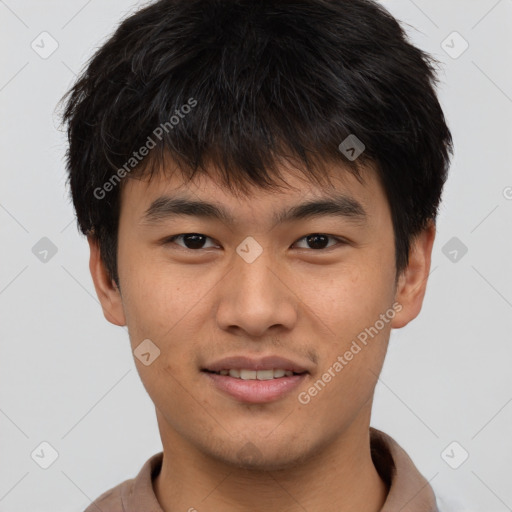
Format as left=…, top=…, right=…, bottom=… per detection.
left=84, top=427, right=438, bottom=512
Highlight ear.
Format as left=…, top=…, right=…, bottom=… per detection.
left=88, top=235, right=126, bottom=326
left=391, top=221, right=436, bottom=329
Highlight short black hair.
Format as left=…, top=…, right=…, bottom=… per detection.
left=60, top=0, right=453, bottom=286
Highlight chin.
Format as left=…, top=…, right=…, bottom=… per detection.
left=207, top=438, right=313, bottom=472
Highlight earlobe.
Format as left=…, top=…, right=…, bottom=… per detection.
left=87, top=236, right=126, bottom=326
left=391, top=222, right=436, bottom=329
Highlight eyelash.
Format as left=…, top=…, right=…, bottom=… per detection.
left=164, top=233, right=347, bottom=251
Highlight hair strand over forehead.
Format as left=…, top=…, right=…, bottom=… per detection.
left=60, top=0, right=453, bottom=285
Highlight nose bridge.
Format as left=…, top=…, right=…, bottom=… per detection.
left=235, top=250, right=277, bottom=301
left=216, top=247, right=297, bottom=336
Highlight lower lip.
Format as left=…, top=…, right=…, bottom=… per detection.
left=202, top=371, right=307, bottom=403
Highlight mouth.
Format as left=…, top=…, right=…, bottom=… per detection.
left=202, top=368, right=307, bottom=380
left=201, top=355, right=311, bottom=403
left=201, top=368, right=309, bottom=403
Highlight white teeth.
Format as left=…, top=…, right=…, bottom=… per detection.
left=240, top=369, right=257, bottom=380
left=256, top=370, right=274, bottom=380
left=217, top=369, right=298, bottom=379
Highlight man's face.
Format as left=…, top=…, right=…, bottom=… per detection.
left=98, top=161, right=416, bottom=470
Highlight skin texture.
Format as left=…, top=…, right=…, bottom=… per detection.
left=89, top=160, right=435, bottom=512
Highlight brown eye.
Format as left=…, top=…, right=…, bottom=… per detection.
left=166, top=234, right=218, bottom=250
left=293, top=234, right=343, bottom=250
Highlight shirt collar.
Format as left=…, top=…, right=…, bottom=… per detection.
left=370, top=428, right=438, bottom=512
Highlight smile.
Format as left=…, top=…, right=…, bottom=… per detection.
left=205, top=369, right=305, bottom=380
left=202, top=370, right=308, bottom=403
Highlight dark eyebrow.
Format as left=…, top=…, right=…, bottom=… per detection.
left=141, top=194, right=368, bottom=227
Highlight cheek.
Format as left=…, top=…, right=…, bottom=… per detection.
left=298, top=259, right=393, bottom=337
left=297, top=260, right=393, bottom=397
left=117, top=241, right=197, bottom=339
left=118, top=259, right=220, bottom=391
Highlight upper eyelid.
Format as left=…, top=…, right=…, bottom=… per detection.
left=166, top=233, right=345, bottom=248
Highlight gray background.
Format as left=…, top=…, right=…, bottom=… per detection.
left=1, top=0, right=511, bottom=510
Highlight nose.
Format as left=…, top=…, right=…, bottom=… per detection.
left=215, top=250, right=298, bottom=338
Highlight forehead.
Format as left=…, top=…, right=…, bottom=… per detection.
left=119, top=159, right=388, bottom=229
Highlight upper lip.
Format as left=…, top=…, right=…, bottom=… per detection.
left=202, top=355, right=310, bottom=373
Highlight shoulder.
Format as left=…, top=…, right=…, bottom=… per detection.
left=83, top=477, right=133, bottom=512
left=82, top=452, right=164, bottom=512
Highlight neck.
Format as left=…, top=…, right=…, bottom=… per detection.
left=153, top=413, right=388, bottom=512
